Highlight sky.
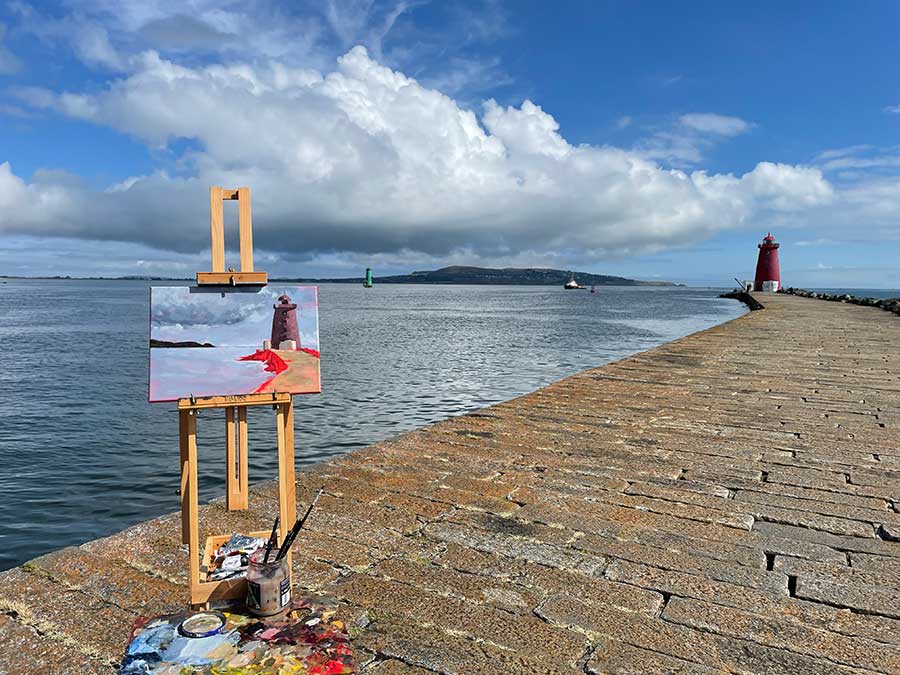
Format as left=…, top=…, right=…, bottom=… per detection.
left=0, top=1, right=898, bottom=287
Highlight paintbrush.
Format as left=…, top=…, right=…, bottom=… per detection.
left=275, top=487, right=324, bottom=561
left=262, top=516, right=280, bottom=563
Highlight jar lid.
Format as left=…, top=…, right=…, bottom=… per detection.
left=178, top=611, right=227, bottom=638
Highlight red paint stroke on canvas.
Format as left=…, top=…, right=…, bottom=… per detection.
left=239, top=349, right=288, bottom=393
left=240, top=349, right=289, bottom=374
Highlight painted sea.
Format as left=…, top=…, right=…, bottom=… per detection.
left=0, top=280, right=751, bottom=571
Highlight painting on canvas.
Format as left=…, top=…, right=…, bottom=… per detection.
left=149, top=286, right=320, bottom=402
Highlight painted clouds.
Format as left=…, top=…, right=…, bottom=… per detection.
left=2, top=45, right=833, bottom=263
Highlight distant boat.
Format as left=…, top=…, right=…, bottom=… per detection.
left=363, top=267, right=373, bottom=288
left=590, top=286, right=597, bottom=293
left=564, top=274, right=585, bottom=290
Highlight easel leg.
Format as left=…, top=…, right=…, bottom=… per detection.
left=276, top=400, right=296, bottom=569
left=238, top=407, right=249, bottom=506
left=179, top=410, right=190, bottom=545
left=185, top=410, right=201, bottom=606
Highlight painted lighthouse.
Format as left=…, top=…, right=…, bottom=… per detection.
left=271, top=294, right=300, bottom=350
left=754, top=233, right=781, bottom=292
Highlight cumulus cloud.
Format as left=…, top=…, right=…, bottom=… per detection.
left=0, top=46, right=836, bottom=265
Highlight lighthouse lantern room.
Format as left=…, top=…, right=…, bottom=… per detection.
left=754, top=233, right=781, bottom=292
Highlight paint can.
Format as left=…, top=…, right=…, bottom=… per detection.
left=246, top=548, right=291, bottom=616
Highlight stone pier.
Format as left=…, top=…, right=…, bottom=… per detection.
left=2, top=292, right=900, bottom=674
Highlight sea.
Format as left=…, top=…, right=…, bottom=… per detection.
left=0, top=280, right=753, bottom=570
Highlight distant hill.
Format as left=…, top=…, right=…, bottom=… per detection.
left=279, top=266, right=676, bottom=286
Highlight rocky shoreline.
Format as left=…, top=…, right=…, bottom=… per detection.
left=778, top=287, right=900, bottom=315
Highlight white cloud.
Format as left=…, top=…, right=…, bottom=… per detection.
left=679, top=113, right=751, bottom=137
left=813, top=144, right=900, bottom=173
left=0, top=23, right=22, bottom=74
left=0, top=46, right=843, bottom=265
left=884, top=105, right=900, bottom=114
left=637, top=113, right=753, bottom=165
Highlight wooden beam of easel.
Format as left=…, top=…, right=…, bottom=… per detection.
left=225, top=407, right=249, bottom=510
left=198, top=186, right=267, bottom=286
left=178, top=392, right=291, bottom=411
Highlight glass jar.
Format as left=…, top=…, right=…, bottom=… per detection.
left=246, top=548, right=291, bottom=616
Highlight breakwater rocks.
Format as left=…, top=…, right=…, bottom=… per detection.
left=779, top=287, right=900, bottom=315
left=718, top=289, right=765, bottom=310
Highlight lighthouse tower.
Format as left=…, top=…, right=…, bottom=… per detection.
left=271, top=294, right=300, bottom=350
left=754, top=233, right=781, bottom=292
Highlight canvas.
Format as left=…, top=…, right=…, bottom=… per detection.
left=149, top=286, right=320, bottom=403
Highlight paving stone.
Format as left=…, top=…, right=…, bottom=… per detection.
left=575, top=534, right=784, bottom=592
left=368, top=557, right=544, bottom=614
left=81, top=514, right=188, bottom=584
left=734, top=489, right=898, bottom=527
left=629, top=478, right=732, bottom=499
left=794, top=574, right=900, bottom=619
left=433, top=542, right=662, bottom=616
left=594, top=491, right=756, bottom=530
left=424, top=521, right=606, bottom=575
left=334, top=573, right=588, bottom=665
left=0, top=614, right=115, bottom=675
left=850, top=466, right=900, bottom=490
left=355, top=614, right=577, bottom=674
left=880, top=522, right=900, bottom=541
left=520, top=498, right=846, bottom=563
left=0, top=568, right=135, bottom=662
left=605, top=559, right=900, bottom=646
left=25, top=548, right=184, bottom=614
left=753, top=521, right=900, bottom=557
left=622, top=481, right=879, bottom=537
left=774, top=556, right=900, bottom=591
left=447, top=510, right=581, bottom=547
left=360, top=658, right=438, bottom=674
left=663, top=597, right=900, bottom=673
left=535, top=593, right=862, bottom=674
left=683, top=467, right=765, bottom=482
left=848, top=551, right=899, bottom=574
left=766, top=467, right=853, bottom=492
left=690, top=474, right=891, bottom=511
left=585, top=639, right=725, bottom=675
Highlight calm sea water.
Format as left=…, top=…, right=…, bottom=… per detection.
left=0, top=280, right=746, bottom=570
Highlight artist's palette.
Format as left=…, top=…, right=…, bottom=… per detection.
left=119, top=596, right=355, bottom=675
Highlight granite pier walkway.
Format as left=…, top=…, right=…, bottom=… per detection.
left=3, top=293, right=900, bottom=674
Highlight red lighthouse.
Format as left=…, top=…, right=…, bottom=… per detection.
left=271, top=294, right=300, bottom=350
left=754, top=233, right=781, bottom=292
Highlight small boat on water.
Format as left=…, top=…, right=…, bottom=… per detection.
left=590, top=286, right=597, bottom=293
left=564, top=274, right=586, bottom=290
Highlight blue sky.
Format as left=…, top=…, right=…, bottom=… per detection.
left=1, top=1, right=899, bottom=287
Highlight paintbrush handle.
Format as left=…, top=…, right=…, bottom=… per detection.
left=263, top=516, right=280, bottom=563
left=276, top=487, right=324, bottom=561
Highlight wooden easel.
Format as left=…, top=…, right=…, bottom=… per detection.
left=178, top=186, right=296, bottom=608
